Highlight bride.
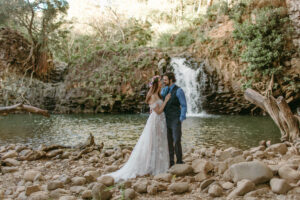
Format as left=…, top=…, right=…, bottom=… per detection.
left=106, top=75, right=171, bottom=183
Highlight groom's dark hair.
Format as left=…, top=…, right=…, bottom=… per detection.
left=163, top=72, right=176, bottom=82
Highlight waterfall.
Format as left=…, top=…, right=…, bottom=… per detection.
left=170, top=57, right=208, bottom=117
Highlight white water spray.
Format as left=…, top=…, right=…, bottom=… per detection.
left=170, top=57, right=208, bottom=117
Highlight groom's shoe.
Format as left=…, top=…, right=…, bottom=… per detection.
left=170, top=161, right=175, bottom=168
left=176, top=161, right=185, bottom=164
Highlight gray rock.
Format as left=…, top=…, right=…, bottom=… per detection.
left=2, top=150, right=18, bottom=159
left=1, top=166, right=18, bottom=173
left=226, top=155, right=246, bottom=167
left=215, top=150, right=231, bottom=161
left=29, top=191, right=49, bottom=200
left=168, top=182, right=189, bottom=194
left=124, top=188, right=136, bottom=200
left=133, top=180, right=148, bottom=193
left=97, top=176, right=114, bottom=187
left=192, top=159, right=214, bottom=174
left=24, top=170, right=41, bottom=182
left=168, top=164, right=193, bottom=176
left=147, top=185, right=158, bottom=195
left=49, top=188, right=70, bottom=199
left=82, top=190, right=92, bottom=199
left=59, top=196, right=77, bottom=200
left=270, top=178, right=292, bottom=194
left=268, top=165, right=280, bottom=175
left=104, top=166, right=118, bottom=174
left=59, top=174, right=71, bottom=184
left=153, top=173, right=172, bottom=182
left=228, top=179, right=255, bottom=198
left=224, top=161, right=273, bottom=184
left=47, top=181, right=64, bottom=191
left=208, top=184, right=223, bottom=197
left=278, top=166, right=300, bottom=182
left=224, top=147, right=243, bottom=157
left=200, top=179, right=214, bottom=190
left=221, top=181, right=234, bottom=190
left=265, top=143, right=288, bottom=155
left=195, top=171, right=210, bottom=182
left=70, top=186, right=86, bottom=194
left=244, top=187, right=270, bottom=198
left=25, top=185, right=40, bottom=196
left=92, top=183, right=112, bottom=200
left=152, top=181, right=168, bottom=192
left=71, top=177, right=86, bottom=186
left=84, top=171, right=100, bottom=183
left=3, top=158, right=21, bottom=166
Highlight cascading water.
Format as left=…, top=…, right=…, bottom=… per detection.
left=170, top=57, right=208, bottom=117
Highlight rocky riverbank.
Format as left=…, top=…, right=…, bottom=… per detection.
left=1, top=140, right=300, bottom=200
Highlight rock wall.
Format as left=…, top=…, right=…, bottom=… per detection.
left=286, top=0, right=300, bottom=48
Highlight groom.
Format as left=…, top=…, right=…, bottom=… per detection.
left=161, top=72, right=187, bottom=167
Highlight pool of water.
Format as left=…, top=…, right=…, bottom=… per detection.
left=0, top=114, right=281, bottom=150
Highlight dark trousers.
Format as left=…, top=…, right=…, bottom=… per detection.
left=166, top=118, right=183, bottom=166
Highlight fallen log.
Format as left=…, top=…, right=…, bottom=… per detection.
left=0, top=103, right=50, bottom=117
left=244, top=88, right=300, bottom=142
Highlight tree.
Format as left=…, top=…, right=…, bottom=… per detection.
left=0, top=0, right=69, bottom=79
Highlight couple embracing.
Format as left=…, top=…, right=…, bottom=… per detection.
left=107, top=72, right=187, bottom=182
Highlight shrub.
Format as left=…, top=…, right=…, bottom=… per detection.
left=157, top=33, right=173, bottom=48
left=173, top=30, right=195, bottom=47
left=233, top=7, right=293, bottom=90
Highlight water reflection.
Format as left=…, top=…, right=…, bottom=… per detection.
left=0, top=114, right=281, bottom=150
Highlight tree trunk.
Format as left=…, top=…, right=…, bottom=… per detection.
left=0, top=103, right=50, bottom=117
left=244, top=88, right=299, bottom=142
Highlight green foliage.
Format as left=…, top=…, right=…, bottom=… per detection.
left=173, top=30, right=195, bottom=47
left=123, top=19, right=153, bottom=47
left=0, top=0, right=69, bottom=44
left=157, top=33, right=173, bottom=48
left=228, top=1, right=248, bottom=23
left=233, top=7, right=292, bottom=89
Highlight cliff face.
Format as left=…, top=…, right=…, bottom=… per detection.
left=286, top=0, right=300, bottom=48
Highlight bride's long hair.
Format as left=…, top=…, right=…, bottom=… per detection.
left=145, top=75, right=162, bottom=104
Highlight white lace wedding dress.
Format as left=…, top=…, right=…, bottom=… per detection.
left=106, top=99, right=169, bottom=183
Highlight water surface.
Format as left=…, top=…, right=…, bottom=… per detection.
left=0, top=114, right=281, bottom=150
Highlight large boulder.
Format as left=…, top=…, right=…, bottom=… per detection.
left=224, top=161, right=273, bottom=184
left=168, top=164, right=193, bottom=176
left=270, top=178, right=292, bottom=194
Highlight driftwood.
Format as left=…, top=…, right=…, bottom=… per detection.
left=244, top=88, right=300, bottom=142
left=0, top=103, right=50, bottom=117
left=15, top=133, right=103, bottom=161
